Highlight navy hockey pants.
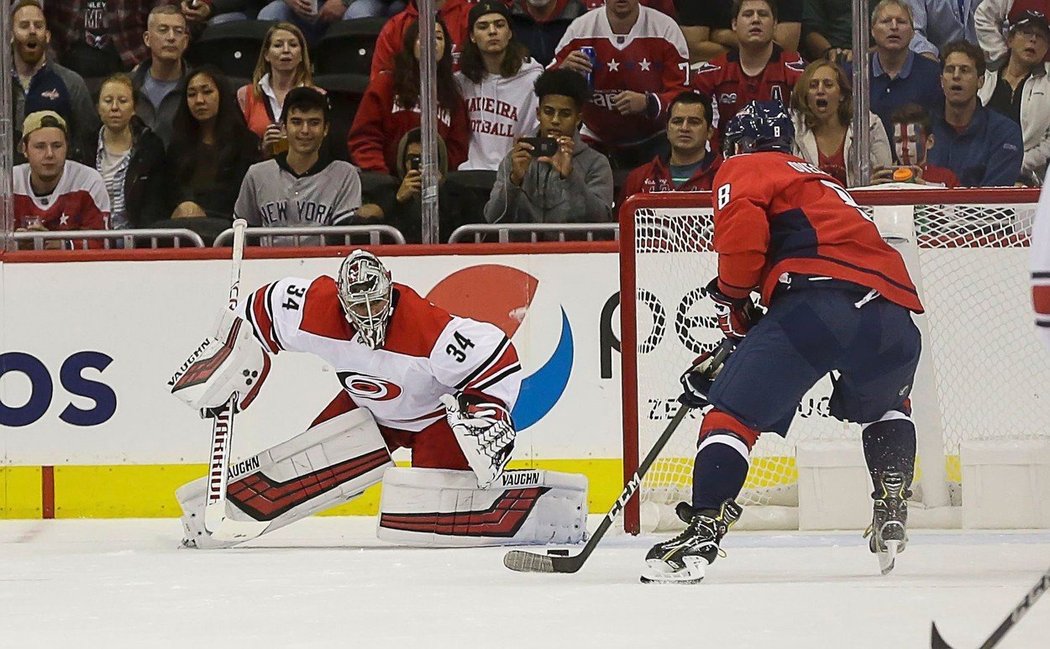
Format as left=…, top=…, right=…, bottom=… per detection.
left=706, top=276, right=922, bottom=436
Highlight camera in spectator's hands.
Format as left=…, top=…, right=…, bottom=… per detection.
left=521, top=136, right=559, bottom=158
left=407, top=153, right=422, bottom=172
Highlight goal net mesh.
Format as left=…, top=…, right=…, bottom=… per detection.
left=623, top=190, right=1050, bottom=528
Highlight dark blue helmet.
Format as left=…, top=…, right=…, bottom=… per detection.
left=722, top=100, right=794, bottom=157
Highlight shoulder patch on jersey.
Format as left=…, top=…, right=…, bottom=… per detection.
left=299, top=276, right=354, bottom=340
left=383, top=284, right=454, bottom=358
left=786, top=57, right=805, bottom=74
left=693, top=60, right=722, bottom=75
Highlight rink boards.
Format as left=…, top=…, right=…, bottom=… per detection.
left=1, top=244, right=1044, bottom=518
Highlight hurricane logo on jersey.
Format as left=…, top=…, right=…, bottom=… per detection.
left=427, top=265, right=573, bottom=431
left=337, top=371, right=403, bottom=401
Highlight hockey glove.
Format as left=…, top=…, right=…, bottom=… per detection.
left=440, top=393, right=516, bottom=489
left=707, top=277, right=763, bottom=340
left=679, top=338, right=736, bottom=409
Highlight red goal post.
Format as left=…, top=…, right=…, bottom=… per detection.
left=619, top=187, right=1046, bottom=534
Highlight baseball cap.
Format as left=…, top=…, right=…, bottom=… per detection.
left=468, top=1, right=512, bottom=31
left=22, top=110, right=68, bottom=140
left=1010, top=9, right=1050, bottom=33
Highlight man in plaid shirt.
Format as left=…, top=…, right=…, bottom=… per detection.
left=44, top=0, right=158, bottom=74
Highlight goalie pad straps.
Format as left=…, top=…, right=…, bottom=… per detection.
left=177, top=407, right=393, bottom=548
left=376, top=467, right=587, bottom=547
left=169, top=308, right=271, bottom=415
left=440, top=393, right=516, bottom=489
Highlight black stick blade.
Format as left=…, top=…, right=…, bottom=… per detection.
left=931, top=623, right=954, bottom=649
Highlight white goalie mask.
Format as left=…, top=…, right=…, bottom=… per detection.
left=337, top=250, right=394, bottom=349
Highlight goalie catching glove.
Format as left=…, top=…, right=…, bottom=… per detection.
left=707, top=277, right=764, bottom=340
left=440, top=392, right=516, bottom=489
left=679, top=338, right=737, bottom=409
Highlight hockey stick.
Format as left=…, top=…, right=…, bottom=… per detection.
left=931, top=566, right=1050, bottom=649
left=202, top=219, right=268, bottom=542
left=503, top=402, right=692, bottom=574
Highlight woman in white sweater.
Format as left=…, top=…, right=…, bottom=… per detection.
left=790, top=60, right=892, bottom=187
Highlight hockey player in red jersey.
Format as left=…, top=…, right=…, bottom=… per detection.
left=691, top=0, right=804, bottom=147
left=170, top=250, right=587, bottom=549
left=642, top=101, right=924, bottom=583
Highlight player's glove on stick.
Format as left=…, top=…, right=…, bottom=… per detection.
left=706, top=277, right=763, bottom=340
left=679, top=338, right=737, bottom=409
left=440, top=393, right=516, bottom=488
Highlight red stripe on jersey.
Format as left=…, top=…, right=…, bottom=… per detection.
left=466, top=344, right=520, bottom=393
left=298, top=276, right=355, bottom=341
left=1034, top=285, right=1050, bottom=315
left=250, top=286, right=281, bottom=353
left=382, top=284, right=454, bottom=357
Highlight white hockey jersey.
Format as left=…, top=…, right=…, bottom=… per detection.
left=236, top=275, right=522, bottom=432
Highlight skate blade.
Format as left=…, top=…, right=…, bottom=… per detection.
left=640, top=557, right=707, bottom=584
left=877, top=540, right=900, bottom=575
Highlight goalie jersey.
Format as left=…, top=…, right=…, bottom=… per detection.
left=236, top=276, right=522, bottom=432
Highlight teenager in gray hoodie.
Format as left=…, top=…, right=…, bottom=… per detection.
left=483, top=68, right=613, bottom=228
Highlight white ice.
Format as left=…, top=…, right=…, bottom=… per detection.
left=1, top=517, right=1047, bottom=649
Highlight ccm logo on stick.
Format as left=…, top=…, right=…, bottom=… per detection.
left=0, top=351, right=116, bottom=427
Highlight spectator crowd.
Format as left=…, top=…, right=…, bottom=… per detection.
left=10, top=0, right=1049, bottom=247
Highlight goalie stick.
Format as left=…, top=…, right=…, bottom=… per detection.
left=502, top=339, right=735, bottom=573
left=201, top=219, right=268, bottom=542
left=931, top=565, right=1050, bottom=649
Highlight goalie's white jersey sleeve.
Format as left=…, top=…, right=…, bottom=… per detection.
left=234, top=275, right=523, bottom=431
left=1033, top=179, right=1050, bottom=351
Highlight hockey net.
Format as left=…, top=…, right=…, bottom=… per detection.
left=619, top=188, right=1050, bottom=533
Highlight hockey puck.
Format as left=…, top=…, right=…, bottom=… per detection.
left=547, top=549, right=570, bottom=556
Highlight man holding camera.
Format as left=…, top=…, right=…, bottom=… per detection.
left=483, top=68, right=614, bottom=228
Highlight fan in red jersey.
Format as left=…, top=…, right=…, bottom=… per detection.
left=642, top=101, right=924, bottom=584
left=691, top=0, right=803, bottom=148
left=552, top=0, right=690, bottom=168
left=14, top=110, right=109, bottom=250
left=170, top=249, right=587, bottom=549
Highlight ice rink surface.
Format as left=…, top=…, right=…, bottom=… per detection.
left=1, top=517, right=1048, bottom=649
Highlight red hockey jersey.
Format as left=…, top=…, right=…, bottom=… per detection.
left=692, top=45, right=804, bottom=142
left=712, top=152, right=923, bottom=313
left=369, top=0, right=475, bottom=80
left=13, top=160, right=110, bottom=249
left=551, top=5, right=689, bottom=147
left=347, top=71, right=470, bottom=174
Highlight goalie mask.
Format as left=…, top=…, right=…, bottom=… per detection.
left=337, top=250, right=394, bottom=349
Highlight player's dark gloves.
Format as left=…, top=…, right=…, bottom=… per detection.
left=707, top=277, right=763, bottom=340
left=678, top=339, right=736, bottom=409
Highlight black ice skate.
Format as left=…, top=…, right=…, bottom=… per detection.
left=864, top=471, right=911, bottom=575
left=641, top=499, right=742, bottom=584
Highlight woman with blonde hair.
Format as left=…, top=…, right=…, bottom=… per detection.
left=790, top=60, right=891, bottom=187
left=88, top=73, right=166, bottom=229
left=236, top=22, right=317, bottom=156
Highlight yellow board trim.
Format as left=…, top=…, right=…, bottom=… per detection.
left=0, top=456, right=963, bottom=519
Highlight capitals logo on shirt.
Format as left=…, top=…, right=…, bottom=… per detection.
left=427, top=266, right=573, bottom=430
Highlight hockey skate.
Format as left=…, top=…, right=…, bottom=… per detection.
left=864, top=471, right=911, bottom=575
left=641, top=499, right=742, bottom=584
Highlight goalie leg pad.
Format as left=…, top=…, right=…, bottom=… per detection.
left=376, top=467, right=587, bottom=547
left=169, top=308, right=271, bottom=414
left=178, top=407, right=393, bottom=548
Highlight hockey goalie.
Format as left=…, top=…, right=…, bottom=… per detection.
left=169, top=250, right=587, bottom=548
